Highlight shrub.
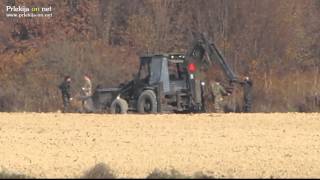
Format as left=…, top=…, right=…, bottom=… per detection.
left=0, top=170, right=31, bottom=179
left=146, top=168, right=189, bottom=179
left=146, top=168, right=217, bottom=179
left=193, top=171, right=216, bottom=179
left=81, top=163, right=117, bottom=179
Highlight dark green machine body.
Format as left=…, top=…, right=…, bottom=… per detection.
left=89, top=33, right=250, bottom=114
left=92, top=53, right=206, bottom=113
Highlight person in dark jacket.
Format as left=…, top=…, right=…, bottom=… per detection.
left=58, top=76, right=72, bottom=112
left=241, top=76, right=253, bottom=112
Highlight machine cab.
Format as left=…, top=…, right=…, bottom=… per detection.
left=138, top=54, right=187, bottom=94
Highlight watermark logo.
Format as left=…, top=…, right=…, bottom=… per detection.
left=6, top=6, right=53, bottom=18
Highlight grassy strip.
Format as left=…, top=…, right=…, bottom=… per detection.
left=0, top=163, right=217, bottom=179
left=82, top=163, right=216, bottom=179
left=146, top=169, right=216, bottom=179
left=0, top=170, right=33, bottom=179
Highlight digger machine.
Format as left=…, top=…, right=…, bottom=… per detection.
left=85, top=33, right=251, bottom=114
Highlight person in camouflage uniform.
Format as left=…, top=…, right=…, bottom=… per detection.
left=210, top=80, right=229, bottom=113
left=58, top=76, right=72, bottom=113
left=82, top=74, right=92, bottom=97
left=81, top=74, right=94, bottom=113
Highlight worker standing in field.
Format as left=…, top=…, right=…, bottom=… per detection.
left=82, top=74, right=92, bottom=97
left=81, top=74, right=93, bottom=113
left=58, top=76, right=72, bottom=113
left=241, top=76, right=253, bottom=112
left=210, top=80, right=229, bottom=113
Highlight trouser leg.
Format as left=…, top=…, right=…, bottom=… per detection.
left=215, top=100, right=223, bottom=113
left=62, top=95, right=70, bottom=113
left=244, top=99, right=252, bottom=112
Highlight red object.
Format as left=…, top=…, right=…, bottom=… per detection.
left=188, top=63, right=196, bottom=73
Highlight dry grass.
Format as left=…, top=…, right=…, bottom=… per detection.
left=0, top=170, right=32, bottom=179
left=81, top=163, right=116, bottom=179
left=146, top=168, right=189, bottom=179
left=0, top=113, right=320, bottom=178
left=146, top=168, right=216, bottom=179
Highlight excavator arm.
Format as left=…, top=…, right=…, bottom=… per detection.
left=184, top=33, right=253, bottom=112
left=185, top=33, right=239, bottom=84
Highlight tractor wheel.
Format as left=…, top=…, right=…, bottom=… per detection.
left=110, top=98, right=128, bottom=114
left=137, top=90, right=157, bottom=114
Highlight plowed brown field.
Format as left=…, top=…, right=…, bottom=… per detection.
left=0, top=113, right=320, bottom=178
